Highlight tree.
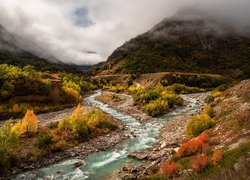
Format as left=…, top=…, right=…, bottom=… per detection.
left=72, top=104, right=84, bottom=119
left=0, top=81, right=14, bottom=99
left=0, top=120, right=19, bottom=173
left=12, top=110, right=38, bottom=135
left=22, top=110, right=38, bottom=133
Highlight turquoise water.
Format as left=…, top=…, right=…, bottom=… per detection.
left=16, top=91, right=201, bottom=180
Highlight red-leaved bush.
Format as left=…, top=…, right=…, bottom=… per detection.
left=192, top=154, right=208, bottom=172
left=161, top=161, right=179, bottom=177
left=211, top=149, right=223, bottom=165
left=177, top=133, right=209, bottom=157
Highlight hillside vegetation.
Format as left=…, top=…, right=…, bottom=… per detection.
left=0, top=104, right=119, bottom=174
left=0, top=64, right=97, bottom=120
left=141, top=79, right=250, bottom=179
left=92, top=13, right=250, bottom=79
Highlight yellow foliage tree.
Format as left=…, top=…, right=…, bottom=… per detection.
left=12, top=110, right=38, bottom=135
left=85, top=109, right=101, bottom=129
left=22, top=110, right=38, bottom=133
left=72, top=104, right=84, bottom=119
left=11, top=121, right=23, bottom=135
left=63, top=87, right=82, bottom=103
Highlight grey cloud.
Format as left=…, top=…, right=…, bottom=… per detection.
left=0, top=0, right=249, bottom=65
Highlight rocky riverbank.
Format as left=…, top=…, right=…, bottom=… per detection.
left=117, top=92, right=209, bottom=179
left=0, top=96, right=130, bottom=179
left=95, top=91, right=152, bottom=123
left=1, top=126, right=130, bottom=179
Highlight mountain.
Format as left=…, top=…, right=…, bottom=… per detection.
left=0, top=25, right=91, bottom=73
left=92, top=11, right=250, bottom=79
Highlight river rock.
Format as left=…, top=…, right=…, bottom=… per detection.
left=73, top=161, right=84, bottom=168
left=128, top=151, right=148, bottom=160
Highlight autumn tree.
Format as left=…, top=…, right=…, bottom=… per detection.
left=72, top=104, right=84, bottom=119
left=12, top=110, right=38, bottom=135
left=0, top=120, right=19, bottom=172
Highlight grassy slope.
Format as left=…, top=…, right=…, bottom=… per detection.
left=196, top=79, right=250, bottom=179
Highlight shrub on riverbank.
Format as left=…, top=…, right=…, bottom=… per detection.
left=35, top=130, right=53, bottom=149
left=0, top=120, right=19, bottom=173
left=166, top=83, right=206, bottom=94
left=0, top=104, right=119, bottom=175
left=58, top=105, right=118, bottom=140
left=185, top=106, right=215, bottom=137
left=133, top=85, right=183, bottom=116
left=143, top=99, right=169, bottom=116
left=103, top=83, right=127, bottom=93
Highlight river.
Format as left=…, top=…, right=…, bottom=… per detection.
left=15, top=91, right=201, bottom=180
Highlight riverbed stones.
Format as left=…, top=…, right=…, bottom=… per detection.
left=128, top=151, right=148, bottom=160
left=117, top=92, right=209, bottom=179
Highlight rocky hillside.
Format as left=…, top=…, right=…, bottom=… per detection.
left=121, top=79, right=250, bottom=179
left=0, top=25, right=90, bottom=73
left=93, top=11, right=250, bottom=79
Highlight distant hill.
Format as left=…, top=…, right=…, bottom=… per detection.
left=92, top=11, right=250, bottom=79
left=0, top=25, right=91, bottom=73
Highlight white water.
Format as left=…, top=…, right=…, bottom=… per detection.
left=15, top=91, right=201, bottom=180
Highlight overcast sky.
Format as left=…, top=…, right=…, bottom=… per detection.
left=0, top=0, right=249, bottom=65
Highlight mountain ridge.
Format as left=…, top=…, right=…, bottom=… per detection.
left=92, top=11, right=250, bottom=79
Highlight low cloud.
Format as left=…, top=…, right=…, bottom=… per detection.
left=0, top=0, right=249, bottom=65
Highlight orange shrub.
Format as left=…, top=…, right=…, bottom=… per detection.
left=211, top=149, right=223, bottom=165
left=192, top=154, right=208, bottom=172
left=177, top=133, right=209, bottom=157
left=12, top=104, right=20, bottom=113
left=161, top=161, right=179, bottom=177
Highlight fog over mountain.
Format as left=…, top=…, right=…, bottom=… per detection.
left=0, top=0, right=249, bottom=65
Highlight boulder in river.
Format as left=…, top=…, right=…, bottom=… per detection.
left=73, top=161, right=85, bottom=168
left=128, top=151, right=148, bottom=160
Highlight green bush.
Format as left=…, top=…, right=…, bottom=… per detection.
left=47, top=121, right=59, bottom=130
left=71, top=119, right=89, bottom=140
left=99, top=121, right=118, bottom=131
left=132, top=85, right=183, bottom=116
left=205, top=95, right=215, bottom=104
left=166, top=84, right=205, bottom=94
left=0, top=120, right=19, bottom=173
left=186, top=114, right=215, bottom=137
left=143, top=99, right=169, bottom=117
left=36, top=131, right=53, bottom=149
left=58, top=105, right=117, bottom=141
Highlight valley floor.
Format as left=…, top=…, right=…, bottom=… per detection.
left=0, top=97, right=130, bottom=179
left=95, top=91, right=209, bottom=179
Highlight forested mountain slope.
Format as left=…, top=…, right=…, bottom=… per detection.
left=93, top=12, right=250, bottom=79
